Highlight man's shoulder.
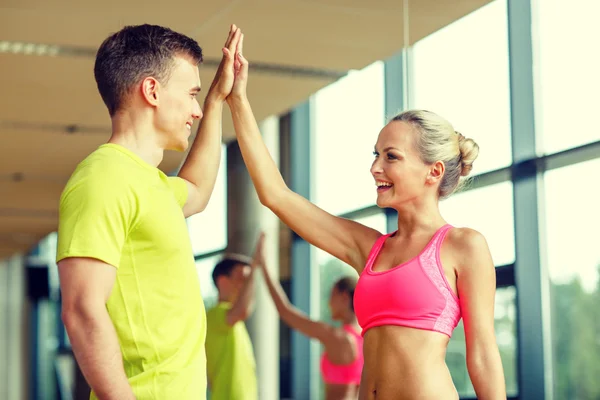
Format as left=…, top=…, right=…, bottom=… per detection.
left=84, top=145, right=145, bottom=175
left=206, top=302, right=231, bottom=316
left=206, top=302, right=234, bottom=329
left=66, top=147, right=147, bottom=191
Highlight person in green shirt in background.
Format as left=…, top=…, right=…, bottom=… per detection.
left=205, top=233, right=265, bottom=399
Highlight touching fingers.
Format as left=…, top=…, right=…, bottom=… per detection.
left=228, top=27, right=242, bottom=55
left=238, top=33, right=244, bottom=57
left=224, top=24, right=236, bottom=48
left=238, top=51, right=249, bottom=71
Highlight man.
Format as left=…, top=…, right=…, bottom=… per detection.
left=56, top=23, right=243, bottom=399
left=205, top=233, right=264, bottom=400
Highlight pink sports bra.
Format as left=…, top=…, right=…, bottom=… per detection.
left=354, top=224, right=461, bottom=337
left=320, top=325, right=364, bottom=385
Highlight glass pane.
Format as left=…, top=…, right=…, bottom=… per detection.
left=412, top=0, right=512, bottom=174
left=187, top=145, right=227, bottom=255
left=440, top=181, right=515, bottom=266
left=315, top=211, right=387, bottom=400
left=545, top=159, right=600, bottom=399
left=446, top=286, right=518, bottom=397
left=313, top=61, right=385, bottom=215
left=196, top=253, right=223, bottom=310
left=535, top=0, right=600, bottom=154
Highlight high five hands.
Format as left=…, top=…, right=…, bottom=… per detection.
left=206, top=24, right=249, bottom=105
left=251, top=232, right=266, bottom=270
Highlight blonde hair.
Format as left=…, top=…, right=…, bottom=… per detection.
left=391, top=110, right=479, bottom=198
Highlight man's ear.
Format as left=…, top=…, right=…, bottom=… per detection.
left=141, top=77, right=160, bottom=107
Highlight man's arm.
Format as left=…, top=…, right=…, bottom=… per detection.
left=225, top=233, right=264, bottom=325
left=178, top=99, right=224, bottom=218
left=178, top=25, right=242, bottom=218
left=59, top=257, right=135, bottom=400
left=225, top=262, right=258, bottom=326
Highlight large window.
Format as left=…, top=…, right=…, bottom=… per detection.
left=292, top=0, right=600, bottom=397
left=440, top=181, right=515, bottom=266
left=535, top=0, right=600, bottom=154
left=545, top=159, right=600, bottom=399
left=412, top=0, right=512, bottom=175
left=313, top=61, right=385, bottom=215
left=187, top=145, right=227, bottom=255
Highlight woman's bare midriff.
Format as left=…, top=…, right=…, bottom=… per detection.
left=358, top=325, right=459, bottom=400
left=326, top=383, right=360, bottom=400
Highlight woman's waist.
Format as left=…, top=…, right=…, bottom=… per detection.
left=363, top=325, right=450, bottom=368
left=362, top=354, right=456, bottom=399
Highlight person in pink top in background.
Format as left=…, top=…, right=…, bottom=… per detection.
left=256, top=241, right=363, bottom=400
left=225, top=33, right=506, bottom=399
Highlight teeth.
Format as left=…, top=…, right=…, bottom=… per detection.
left=376, top=182, right=392, bottom=187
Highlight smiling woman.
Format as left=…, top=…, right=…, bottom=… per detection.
left=226, top=33, right=507, bottom=395
left=371, top=110, right=479, bottom=209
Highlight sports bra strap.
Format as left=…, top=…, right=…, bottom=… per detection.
left=363, top=233, right=392, bottom=273
left=432, top=224, right=453, bottom=251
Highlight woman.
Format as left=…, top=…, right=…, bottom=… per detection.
left=226, top=34, right=506, bottom=399
left=258, top=254, right=363, bottom=399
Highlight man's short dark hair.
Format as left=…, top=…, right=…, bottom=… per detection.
left=94, top=24, right=203, bottom=116
left=212, top=255, right=253, bottom=288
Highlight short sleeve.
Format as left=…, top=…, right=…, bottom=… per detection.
left=168, top=176, right=189, bottom=208
left=56, top=175, right=138, bottom=268
left=207, top=303, right=233, bottom=333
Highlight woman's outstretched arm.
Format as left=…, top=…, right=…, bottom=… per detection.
left=226, top=35, right=379, bottom=271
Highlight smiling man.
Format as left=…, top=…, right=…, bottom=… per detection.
left=56, top=24, right=242, bottom=400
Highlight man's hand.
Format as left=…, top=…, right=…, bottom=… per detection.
left=251, top=232, right=266, bottom=268
left=206, top=24, right=243, bottom=104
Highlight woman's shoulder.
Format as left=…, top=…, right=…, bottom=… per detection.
left=445, top=227, right=490, bottom=257
left=445, top=226, right=493, bottom=271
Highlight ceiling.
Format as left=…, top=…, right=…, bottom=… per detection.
left=0, top=0, right=492, bottom=260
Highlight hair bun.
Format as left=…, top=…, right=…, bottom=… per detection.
left=456, top=132, right=479, bottom=177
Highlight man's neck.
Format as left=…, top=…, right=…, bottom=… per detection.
left=109, top=111, right=165, bottom=167
left=218, top=293, right=235, bottom=304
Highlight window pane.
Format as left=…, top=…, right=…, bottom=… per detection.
left=412, top=0, right=512, bottom=174
left=313, top=61, right=385, bottom=215
left=545, top=159, right=600, bottom=399
left=187, top=145, right=227, bottom=255
left=440, top=181, right=515, bottom=266
left=535, top=0, right=600, bottom=154
left=315, top=211, right=387, bottom=400
left=446, top=286, right=518, bottom=397
left=196, top=253, right=223, bottom=310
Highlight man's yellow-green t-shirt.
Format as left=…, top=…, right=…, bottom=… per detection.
left=206, top=302, right=257, bottom=400
left=56, top=143, right=207, bottom=399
